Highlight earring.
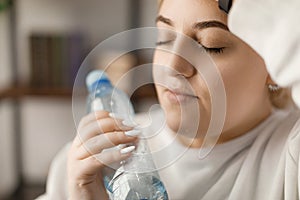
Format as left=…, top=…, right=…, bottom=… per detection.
left=268, top=84, right=280, bottom=92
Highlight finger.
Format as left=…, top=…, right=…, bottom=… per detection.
left=75, top=118, right=134, bottom=146
left=77, top=111, right=110, bottom=130
left=82, top=147, right=135, bottom=173
left=76, top=130, right=140, bottom=159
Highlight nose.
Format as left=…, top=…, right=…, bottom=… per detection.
left=166, top=53, right=195, bottom=78
left=165, top=40, right=196, bottom=78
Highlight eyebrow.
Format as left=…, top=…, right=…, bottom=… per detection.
left=156, top=15, right=173, bottom=26
left=193, top=20, right=229, bottom=31
left=156, top=15, right=229, bottom=31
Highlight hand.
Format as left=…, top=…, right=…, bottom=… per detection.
left=67, top=111, right=139, bottom=200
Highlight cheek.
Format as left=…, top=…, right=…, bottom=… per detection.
left=154, top=84, right=164, bottom=103
left=214, top=40, right=267, bottom=96
left=153, top=49, right=163, bottom=65
left=216, top=47, right=269, bottom=122
left=152, top=50, right=166, bottom=83
left=221, top=55, right=267, bottom=95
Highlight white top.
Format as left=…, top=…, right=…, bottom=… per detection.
left=37, top=0, right=300, bottom=199
left=146, top=108, right=300, bottom=200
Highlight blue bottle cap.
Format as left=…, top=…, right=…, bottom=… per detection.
left=86, top=70, right=111, bottom=92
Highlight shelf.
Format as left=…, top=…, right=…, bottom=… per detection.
left=0, top=84, right=157, bottom=101
left=0, top=86, right=77, bottom=100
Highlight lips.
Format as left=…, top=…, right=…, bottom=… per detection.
left=165, top=89, right=198, bottom=103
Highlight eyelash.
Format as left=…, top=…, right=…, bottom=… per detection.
left=155, top=40, right=225, bottom=54
left=155, top=40, right=174, bottom=46
left=202, top=46, right=225, bottom=54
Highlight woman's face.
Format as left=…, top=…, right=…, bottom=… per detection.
left=153, top=0, right=272, bottom=146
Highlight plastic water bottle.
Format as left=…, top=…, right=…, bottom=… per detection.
left=86, top=70, right=169, bottom=200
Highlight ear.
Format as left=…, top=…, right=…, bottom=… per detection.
left=266, top=74, right=276, bottom=85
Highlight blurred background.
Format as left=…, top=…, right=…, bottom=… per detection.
left=0, top=0, right=158, bottom=199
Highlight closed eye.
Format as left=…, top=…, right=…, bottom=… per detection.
left=155, top=40, right=225, bottom=54
left=202, top=46, right=225, bottom=54
left=155, top=39, right=174, bottom=46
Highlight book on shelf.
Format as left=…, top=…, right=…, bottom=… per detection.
left=29, top=33, right=85, bottom=89
left=68, top=34, right=84, bottom=87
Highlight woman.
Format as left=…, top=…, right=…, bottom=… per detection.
left=38, top=0, right=300, bottom=199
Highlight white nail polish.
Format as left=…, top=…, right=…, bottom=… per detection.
left=109, top=113, right=124, bottom=120
left=124, top=129, right=141, bottom=137
left=120, top=146, right=135, bottom=154
left=122, top=119, right=137, bottom=127
left=117, top=144, right=126, bottom=149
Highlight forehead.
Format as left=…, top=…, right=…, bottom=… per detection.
left=159, top=0, right=227, bottom=25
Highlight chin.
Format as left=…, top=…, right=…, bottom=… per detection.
left=165, top=110, right=181, bottom=133
left=162, top=104, right=200, bottom=138
left=157, top=87, right=205, bottom=136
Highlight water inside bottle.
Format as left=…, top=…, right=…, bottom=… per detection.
left=104, top=173, right=168, bottom=200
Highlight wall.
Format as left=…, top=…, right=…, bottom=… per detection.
left=20, top=97, right=86, bottom=184
left=0, top=6, right=16, bottom=198
left=0, top=100, right=17, bottom=198
left=0, top=8, right=12, bottom=89
left=140, top=0, right=158, bottom=27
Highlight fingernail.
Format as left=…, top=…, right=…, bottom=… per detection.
left=120, top=146, right=135, bottom=154
left=109, top=113, right=124, bottom=120
left=124, top=129, right=141, bottom=137
left=117, top=144, right=126, bottom=149
left=122, top=119, right=137, bottom=127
